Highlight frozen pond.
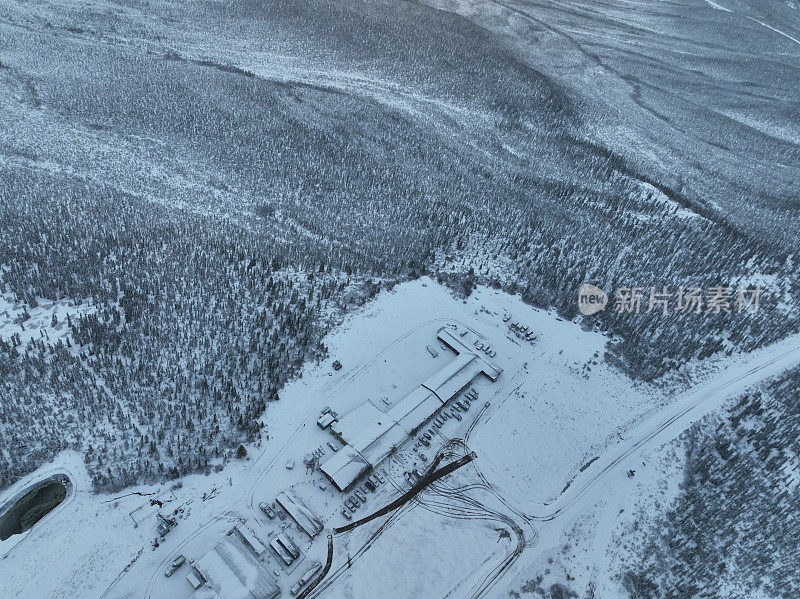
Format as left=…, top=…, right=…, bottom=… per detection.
left=0, top=478, right=68, bottom=541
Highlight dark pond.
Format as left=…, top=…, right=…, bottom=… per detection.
left=0, top=479, right=67, bottom=541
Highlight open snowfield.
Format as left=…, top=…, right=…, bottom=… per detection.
left=325, top=504, right=508, bottom=599
left=497, top=331, right=800, bottom=597
left=499, top=435, right=687, bottom=598
left=2, top=278, right=800, bottom=599
left=463, top=292, right=655, bottom=505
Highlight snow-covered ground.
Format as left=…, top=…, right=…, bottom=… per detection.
left=499, top=434, right=687, bottom=598
left=2, top=277, right=799, bottom=599
left=0, top=292, right=98, bottom=353
left=497, top=331, right=800, bottom=597
left=0, top=450, right=153, bottom=597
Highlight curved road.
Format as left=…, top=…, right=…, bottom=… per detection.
left=531, top=340, right=800, bottom=522
left=447, top=338, right=800, bottom=598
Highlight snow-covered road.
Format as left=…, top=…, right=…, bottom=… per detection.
left=481, top=332, right=800, bottom=597
left=538, top=334, right=800, bottom=522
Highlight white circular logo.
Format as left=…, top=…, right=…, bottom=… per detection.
left=578, top=284, right=607, bottom=316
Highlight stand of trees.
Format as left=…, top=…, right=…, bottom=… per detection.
left=622, top=368, right=800, bottom=598
left=0, top=0, right=797, bottom=492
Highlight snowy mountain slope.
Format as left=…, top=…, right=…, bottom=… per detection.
left=2, top=0, right=797, bottom=495
left=423, top=0, right=800, bottom=248
left=0, top=1, right=798, bottom=596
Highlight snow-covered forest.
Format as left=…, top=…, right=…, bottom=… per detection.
left=1, top=0, right=798, bottom=498
left=620, top=366, right=800, bottom=598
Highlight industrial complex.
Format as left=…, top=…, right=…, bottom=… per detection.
left=175, top=323, right=503, bottom=598
left=319, top=328, right=501, bottom=490
left=187, top=528, right=280, bottom=599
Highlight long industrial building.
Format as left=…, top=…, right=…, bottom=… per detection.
left=276, top=491, right=323, bottom=538
left=320, top=327, right=501, bottom=491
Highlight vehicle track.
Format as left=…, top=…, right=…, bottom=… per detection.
left=333, top=452, right=477, bottom=534
left=421, top=466, right=528, bottom=599
left=306, top=502, right=416, bottom=598
left=530, top=342, right=800, bottom=522
left=414, top=430, right=535, bottom=598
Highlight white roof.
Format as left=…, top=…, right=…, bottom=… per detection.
left=437, top=329, right=502, bottom=380
left=391, top=389, right=442, bottom=435
left=358, top=421, right=408, bottom=466
left=421, top=352, right=478, bottom=401
left=320, top=446, right=370, bottom=491
left=187, top=572, right=205, bottom=590
left=233, top=525, right=266, bottom=556
left=319, top=326, right=502, bottom=491
left=319, top=390, right=439, bottom=491
left=427, top=358, right=487, bottom=403
left=276, top=491, right=323, bottom=538
left=269, top=538, right=294, bottom=566
left=276, top=532, right=299, bottom=557
left=317, top=413, right=336, bottom=427
left=192, top=535, right=279, bottom=599
left=331, top=401, right=386, bottom=443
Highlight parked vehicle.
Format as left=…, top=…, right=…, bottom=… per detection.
left=341, top=508, right=352, bottom=520
left=259, top=502, right=276, bottom=519
left=164, top=555, right=186, bottom=577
